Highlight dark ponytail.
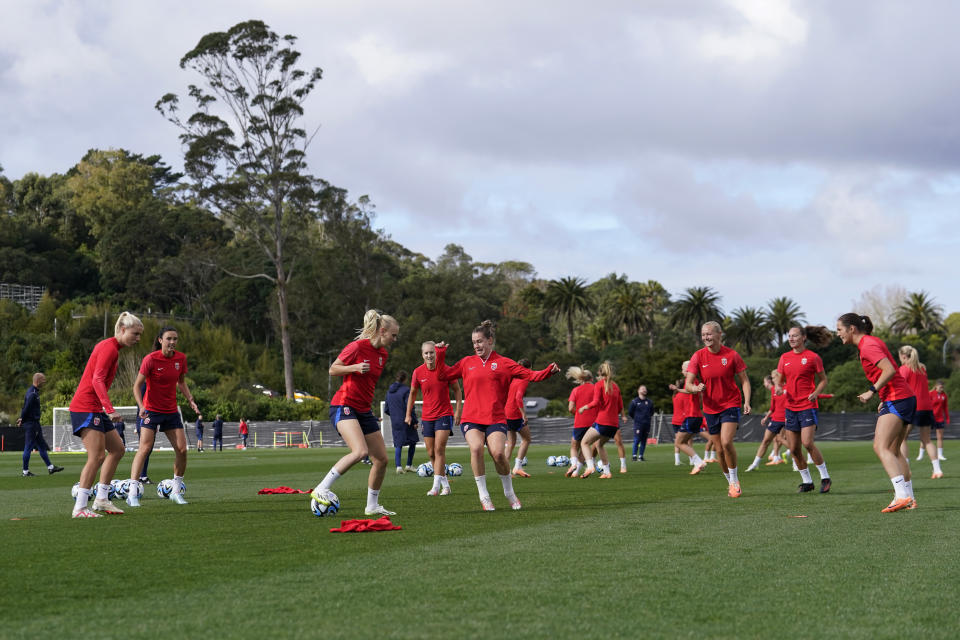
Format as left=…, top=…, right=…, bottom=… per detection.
left=154, top=326, right=178, bottom=351
left=473, top=320, right=496, bottom=340
left=394, top=370, right=408, bottom=384
left=517, top=358, right=531, bottom=368
left=794, top=324, right=833, bottom=348
left=837, top=313, right=873, bottom=335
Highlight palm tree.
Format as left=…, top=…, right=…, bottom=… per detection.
left=767, top=296, right=805, bottom=349
left=610, top=283, right=644, bottom=337
left=890, top=291, right=944, bottom=335
left=728, top=306, right=772, bottom=355
left=545, top=276, right=592, bottom=353
left=638, top=280, right=671, bottom=348
left=670, top=286, right=723, bottom=340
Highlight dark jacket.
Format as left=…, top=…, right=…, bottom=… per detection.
left=384, top=382, right=416, bottom=428
left=20, top=385, right=42, bottom=423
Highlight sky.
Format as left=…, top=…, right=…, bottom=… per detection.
left=2, top=0, right=959, bottom=327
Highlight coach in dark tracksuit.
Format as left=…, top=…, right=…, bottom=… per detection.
left=627, top=386, right=655, bottom=462
left=212, top=414, right=225, bottom=451
left=18, top=372, right=64, bottom=477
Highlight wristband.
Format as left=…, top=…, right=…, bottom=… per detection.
left=868, top=384, right=877, bottom=393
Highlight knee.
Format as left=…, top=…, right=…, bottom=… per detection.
left=370, top=450, right=387, bottom=465
left=490, top=451, right=507, bottom=465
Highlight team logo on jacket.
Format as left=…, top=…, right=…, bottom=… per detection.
left=490, top=362, right=498, bottom=371
left=175, top=362, right=180, bottom=370
left=801, top=357, right=807, bottom=365
left=379, top=356, right=383, bottom=366
left=721, top=357, right=728, bottom=366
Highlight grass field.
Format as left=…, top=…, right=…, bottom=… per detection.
left=1, top=441, right=957, bottom=640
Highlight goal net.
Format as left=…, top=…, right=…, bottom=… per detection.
left=52, top=406, right=184, bottom=452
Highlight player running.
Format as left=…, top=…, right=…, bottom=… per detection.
left=436, top=320, right=559, bottom=511
left=746, top=373, right=787, bottom=472
left=927, top=380, right=949, bottom=462
left=836, top=313, right=916, bottom=512
left=673, top=361, right=707, bottom=474
left=407, top=341, right=463, bottom=496
left=68, top=312, right=143, bottom=518
left=311, top=310, right=400, bottom=517
left=685, top=321, right=751, bottom=498
left=577, top=361, right=626, bottom=479
left=565, top=366, right=597, bottom=477
left=897, top=346, right=942, bottom=479
left=127, top=326, right=200, bottom=507
left=505, top=359, right=534, bottom=478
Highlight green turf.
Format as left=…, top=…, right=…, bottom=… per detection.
left=1, top=442, right=957, bottom=639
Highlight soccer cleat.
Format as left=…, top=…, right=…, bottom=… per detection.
left=140, top=477, right=152, bottom=485
left=939, top=455, right=947, bottom=461
left=631, top=455, right=637, bottom=461
left=932, top=471, right=944, bottom=479
left=580, top=467, right=596, bottom=479
left=171, top=492, right=188, bottom=505
left=727, top=482, right=742, bottom=498
left=765, top=459, right=781, bottom=466
left=674, top=461, right=682, bottom=466
left=820, top=478, right=832, bottom=493
left=565, top=466, right=578, bottom=478
left=512, top=468, right=531, bottom=478
left=798, top=482, right=815, bottom=493
left=126, top=493, right=141, bottom=507
left=364, top=504, right=397, bottom=516
left=620, top=467, right=628, bottom=474
left=639, top=456, right=645, bottom=462
left=404, top=465, right=415, bottom=472
left=72, top=507, right=102, bottom=518
left=439, top=486, right=451, bottom=496
left=92, top=499, right=125, bottom=514
left=396, top=467, right=405, bottom=475
left=22, top=471, right=36, bottom=477
left=49, top=465, right=65, bottom=475
left=599, top=472, right=613, bottom=479
left=745, top=464, right=758, bottom=472
left=690, top=463, right=706, bottom=475
left=906, top=498, right=918, bottom=510
left=508, top=496, right=522, bottom=510
left=480, top=497, right=495, bottom=511
left=426, top=488, right=439, bottom=496
left=881, top=497, right=913, bottom=513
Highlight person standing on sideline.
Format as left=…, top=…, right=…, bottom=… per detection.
left=627, top=385, right=655, bottom=461
left=836, top=313, right=916, bottom=512
left=18, top=373, right=64, bottom=477
left=310, top=310, right=401, bottom=517
left=195, top=415, right=204, bottom=452
left=238, top=417, right=249, bottom=449
left=685, top=321, right=751, bottom=498
left=384, top=370, right=418, bottom=474
left=68, top=311, right=143, bottom=518
left=212, top=414, right=225, bottom=451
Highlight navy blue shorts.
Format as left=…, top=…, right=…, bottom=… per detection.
left=506, top=418, right=526, bottom=432
left=766, top=421, right=785, bottom=434
left=879, top=397, right=917, bottom=424
left=913, top=410, right=934, bottom=427
left=461, top=422, right=507, bottom=438
left=140, top=411, right=184, bottom=432
left=933, top=420, right=945, bottom=430
left=672, top=424, right=681, bottom=435
left=421, top=416, right=454, bottom=438
left=195, top=427, right=204, bottom=440
left=680, top=417, right=703, bottom=434
left=703, top=407, right=741, bottom=435
left=785, top=408, right=818, bottom=432
left=593, top=424, right=619, bottom=439
left=572, top=427, right=590, bottom=442
left=70, top=411, right=115, bottom=437
left=330, top=405, right=380, bottom=435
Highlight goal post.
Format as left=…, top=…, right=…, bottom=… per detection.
left=52, top=406, right=184, bottom=452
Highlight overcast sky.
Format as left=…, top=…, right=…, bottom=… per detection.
left=2, top=0, right=958, bottom=327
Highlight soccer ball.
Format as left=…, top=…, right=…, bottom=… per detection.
left=111, top=479, right=128, bottom=499
left=310, top=490, right=340, bottom=517
left=448, top=462, right=463, bottom=476
left=417, top=463, right=434, bottom=477
left=556, top=455, right=570, bottom=466
left=546, top=455, right=557, bottom=466
left=157, top=479, right=175, bottom=499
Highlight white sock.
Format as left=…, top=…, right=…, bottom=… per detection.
left=316, top=468, right=341, bottom=493
left=674, top=453, right=681, bottom=463
left=891, top=475, right=906, bottom=499
left=806, top=454, right=813, bottom=463
left=514, top=457, right=522, bottom=471
left=932, top=458, right=943, bottom=474
left=499, top=473, right=516, bottom=498
left=173, top=475, right=184, bottom=492
left=439, top=475, right=450, bottom=489
left=816, top=463, right=829, bottom=480
left=917, top=448, right=925, bottom=460
left=904, top=479, right=914, bottom=499
left=47, top=464, right=55, bottom=470
left=772, top=455, right=781, bottom=462
left=432, top=475, right=441, bottom=490
left=938, top=448, right=944, bottom=458
left=728, top=467, right=739, bottom=484
left=750, top=456, right=762, bottom=467
left=691, top=454, right=704, bottom=466
left=96, top=483, right=110, bottom=501
left=366, top=488, right=380, bottom=510
left=74, top=487, right=91, bottom=512
left=619, top=457, right=626, bottom=469
left=584, top=456, right=595, bottom=470
left=799, top=468, right=813, bottom=484
left=722, top=471, right=731, bottom=483
left=474, top=475, right=490, bottom=501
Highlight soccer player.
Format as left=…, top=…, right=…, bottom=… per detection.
left=627, top=385, right=654, bottom=462
left=311, top=310, right=400, bottom=517
left=685, top=321, right=751, bottom=498
left=505, top=359, right=534, bottom=477
left=577, top=361, right=626, bottom=479
left=385, top=370, right=418, bottom=474
left=746, top=373, right=787, bottom=472
left=407, top=341, right=463, bottom=496
left=673, top=361, right=707, bottom=474
left=127, top=326, right=201, bottom=507
left=778, top=325, right=832, bottom=493
left=669, top=379, right=686, bottom=465
left=836, top=313, right=916, bottom=512
left=565, top=366, right=597, bottom=477
left=18, top=372, right=64, bottom=477
left=238, top=417, right=249, bottom=449
left=928, top=380, right=949, bottom=462
left=68, top=311, right=143, bottom=518
left=897, top=346, right=941, bottom=478
left=436, top=320, right=559, bottom=511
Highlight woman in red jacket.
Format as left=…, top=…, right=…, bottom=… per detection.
left=897, top=346, right=941, bottom=479
left=565, top=366, right=597, bottom=477
left=577, top=361, right=626, bottom=479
